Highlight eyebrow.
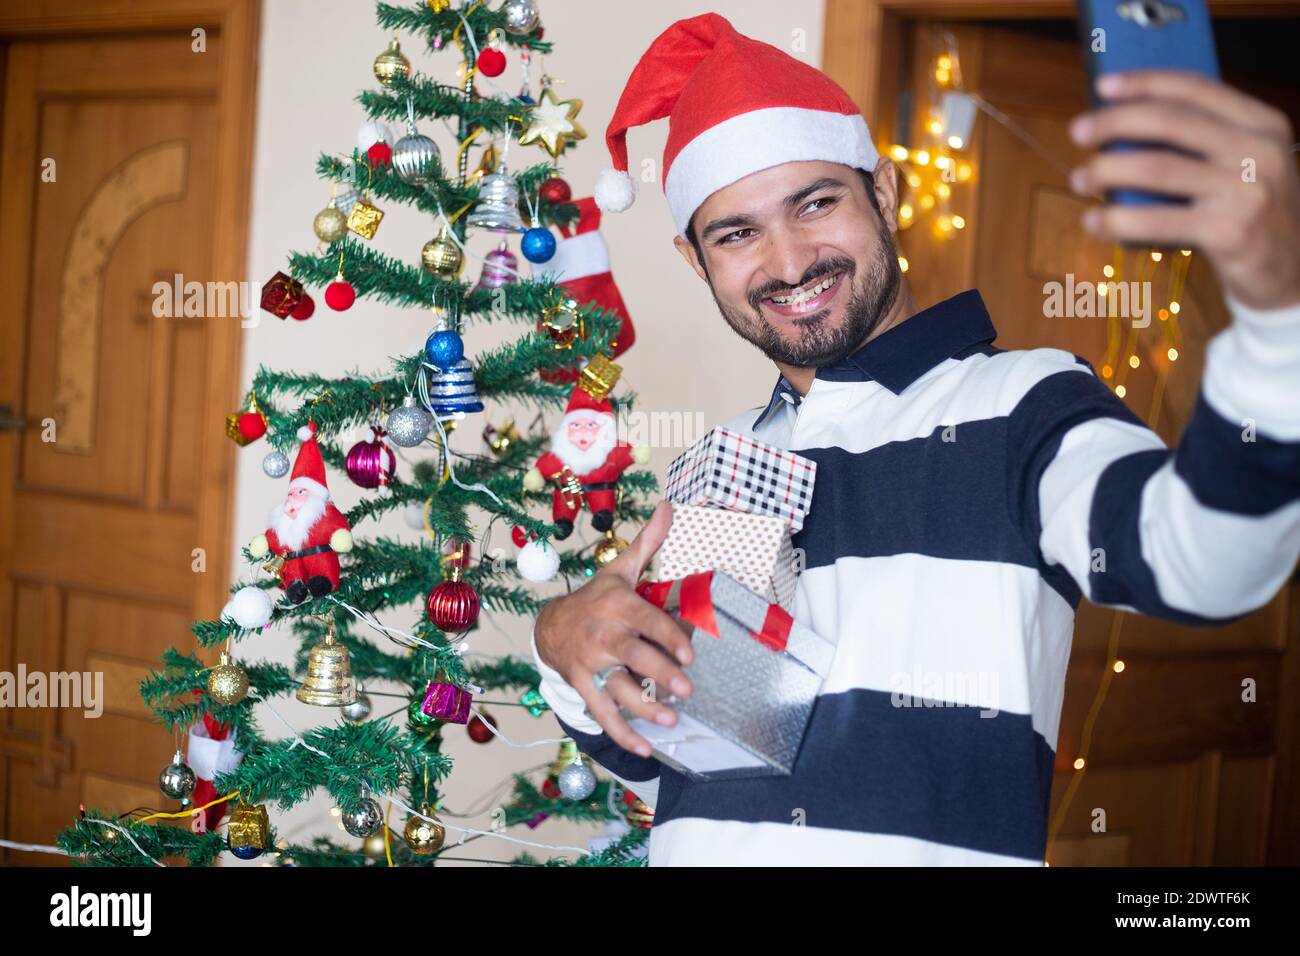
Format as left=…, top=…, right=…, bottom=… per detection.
left=699, top=176, right=850, bottom=242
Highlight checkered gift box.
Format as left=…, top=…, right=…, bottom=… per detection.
left=657, top=505, right=797, bottom=612
left=664, top=427, right=816, bottom=532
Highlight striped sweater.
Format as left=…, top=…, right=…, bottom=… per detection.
left=532, top=289, right=1300, bottom=865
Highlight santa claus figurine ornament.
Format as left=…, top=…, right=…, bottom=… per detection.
left=522, top=356, right=650, bottom=540
left=248, top=422, right=354, bottom=603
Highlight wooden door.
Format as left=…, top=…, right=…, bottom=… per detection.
left=0, top=3, right=257, bottom=864
left=876, top=19, right=1300, bottom=865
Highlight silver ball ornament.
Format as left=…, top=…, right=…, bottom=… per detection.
left=159, top=751, right=197, bottom=801
left=558, top=759, right=597, bottom=801
left=262, top=450, right=290, bottom=478
left=342, top=796, right=384, bottom=838
left=502, top=0, right=541, bottom=35
left=385, top=396, right=432, bottom=448
left=341, top=693, right=373, bottom=724
left=393, top=124, right=441, bottom=186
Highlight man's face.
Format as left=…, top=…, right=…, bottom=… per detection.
left=675, top=159, right=902, bottom=369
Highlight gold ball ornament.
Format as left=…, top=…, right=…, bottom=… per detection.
left=373, top=37, right=412, bottom=88
left=421, top=228, right=463, bottom=279
left=593, top=532, right=629, bottom=567
left=313, top=203, right=348, bottom=243
left=208, top=652, right=249, bottom=705
left=404, top=806, right=446, bottom=855
left=362, top=831, right=387, bottom=861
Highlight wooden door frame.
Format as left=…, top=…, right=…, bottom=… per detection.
left=0, top=0, right=261, bottom=621
left=822, top=0, right=1300, bottom=864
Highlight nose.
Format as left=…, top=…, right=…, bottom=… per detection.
left=759, top=225, right=819, bottom=291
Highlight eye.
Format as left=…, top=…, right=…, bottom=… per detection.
left=801, top=195, right=839, bottom=216
left=718, top=228, right=755, bottom=246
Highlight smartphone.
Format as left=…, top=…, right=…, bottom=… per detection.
left=1076, top=0, right=1220, bottom=205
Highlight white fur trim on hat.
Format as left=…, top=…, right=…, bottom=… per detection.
left=664, top=107, right=880, bottom=237
left=595, top=168, right=637, bottom=213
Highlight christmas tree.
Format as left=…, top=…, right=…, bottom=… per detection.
left=57, top=0, right=654, bottom=867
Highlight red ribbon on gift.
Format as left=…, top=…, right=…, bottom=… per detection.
left=636, top=571, right=793, bottom=653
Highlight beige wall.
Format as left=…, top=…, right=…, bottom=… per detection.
left=233, top=0, right=824, bottom=863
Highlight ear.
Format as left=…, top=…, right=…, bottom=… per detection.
left=870, top=156, right=902, bottom=236
left=673, top=233, right=709, bottom=283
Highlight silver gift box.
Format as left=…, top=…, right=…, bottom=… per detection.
left=624, top=571, right=834, bottom=781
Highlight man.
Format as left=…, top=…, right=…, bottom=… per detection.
left=533, top=13, right=1300, bottom=864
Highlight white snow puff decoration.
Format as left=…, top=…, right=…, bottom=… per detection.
left=516, top=539, right=561, bottom=582
left=223, top=586, right=275, bottom=629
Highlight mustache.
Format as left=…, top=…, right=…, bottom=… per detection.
left=748, top=256, right=856, bottom=311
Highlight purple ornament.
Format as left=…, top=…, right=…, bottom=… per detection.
left=421, top=679, right=472, bottom=724
left=474, top=240, right=519, bottom=291
left=345, top=426, right=396, bottom=490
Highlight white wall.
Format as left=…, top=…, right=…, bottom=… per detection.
left=234, top=0, right=824, bottom=864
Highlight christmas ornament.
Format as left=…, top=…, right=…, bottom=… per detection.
left=290, top=293, right=315, bottom=321
left=467, top=709, right=496, bottom=744
left=427, top=0, right=450, bottom=11
left=426, top=570, right=480, bottom=632
left=357, top=120, right=394, bottom=167
left=226, top=392, right=268, bottom=446
left=421, top=225, right=463, bottom=278
left=385, top=395, right=433, bottom=447
left=296, top=620, right=358, bottom=706
left=260, top=271, right=305, bottom=318
left=467, top=168, right=525, bottom=232
left=262, top=449, right=290, bottom=478
left=427, top=358, right=484, bottom=415
left=404, top=806, right=446, bottom=854
left=362, top=832, right=387, bottom=861
left=207, top=651, right=249, bottom=706
left=474, top=241, right=519, bottom=290
left=520, top=224, right=556, bottom=263
left=537, top=297, right=582, bottom=349
left=539, top=175, right=571, bottom=205
left=341, top=690, right=372, bottom=724
left=325, top=273, right=356, bottom=311
left=516, top=538, right=560, bottom=581
left=522, top=376, right=650, bottom=539
left=393, top=122, right=441, bottom=186
left=476, top=46, right=506, bottom=78
left=222, top=586, right=275, bottom=630
left=341, top=795, right=383, bottom=838
left=420, top=674, right=473, bottom=723
left=345, top=425, right=396, bottom=491
left=227, top=803, right=270, bottom=859
left=335, top=186, right=362, bottom=216
left=408, top=696, right=439, bottom=730
left=502, top=0, right=541, bottom=35
left=346, top=197, right=384, bottom=239
left=373, top=36, right=411, bottom=87
left=623, top=790, right=654, bottom=829
left=313, top=202, right=348, bottom=243
left=593, top=530, right=629, bottom=567
left=520, top=686, right=547, bottom=717
left=424, top=326, right=465, bottom=369
left=483, top=417, right=520, bottom=458
left=558, top=758, right=597, bottom=800
left=159, top=750, right=196, bottom=801
left=248, top=422, right=354, bottom=603
left=510, top=524, right=532, bottom=548
left=519, top=86, right=587, bottom=158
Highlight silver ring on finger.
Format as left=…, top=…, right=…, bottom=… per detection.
left=592, top=664, right=628, bottom=692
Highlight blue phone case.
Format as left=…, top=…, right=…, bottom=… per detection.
left=1076, top=0, right=1220, bottom=205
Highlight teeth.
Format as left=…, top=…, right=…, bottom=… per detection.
left=770, top=273, right=838, bottom=305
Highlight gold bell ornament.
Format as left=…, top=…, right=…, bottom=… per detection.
left=373, top=36, right=411, bottom=88
left=207, top=651, right=249, bottom=706
left=421, top=223, right=463, bottom=278
left=482, top=417, right=520, bottom=459
left=296, top=617, right=358, bottom=706
left=593, top=530, right=629, bottom=568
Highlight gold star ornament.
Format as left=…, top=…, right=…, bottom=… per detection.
left=519, top=88, right=587, bottom=158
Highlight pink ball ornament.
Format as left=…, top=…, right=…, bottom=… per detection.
left=345, top=426, right=396, bottom=490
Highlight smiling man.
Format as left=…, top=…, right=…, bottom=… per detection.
left=531, top=13, right=1300, bottom=865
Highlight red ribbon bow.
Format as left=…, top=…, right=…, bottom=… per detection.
left=636, top=570, right=793, bottom=653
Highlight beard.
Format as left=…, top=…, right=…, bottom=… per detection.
left=269, top=489, right=328, bottom=550
left=710, top=218, right=902, bottom=369
left=550, top=414, right=618, bottom=474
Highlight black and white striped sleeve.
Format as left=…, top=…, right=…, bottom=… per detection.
left=1008, top=295, right=1300, bottom=625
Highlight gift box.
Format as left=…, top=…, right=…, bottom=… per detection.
left=657, top=504, right=797, bottom=611
left=260, top=271, right=304, bottom=319
left=624, top=570, right=833, bottom=781
left=664, top=427, right=816, bottom=532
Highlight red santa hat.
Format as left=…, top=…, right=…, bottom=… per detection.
left=289, top=421, right=330, bottom=500
left=594, top=13, right=880, bottom=238
left=564, top=383, right=615, bottom=421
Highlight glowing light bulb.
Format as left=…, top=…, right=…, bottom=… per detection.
left=1167, top=347, right=1178, bottom=361
left=937, top=54, right=953, bottom=70
left=1101, top=365, right=1112, bottom=378
left=1129, top=354, right=1140, bottom=368
left=935, top=155, right=952, bottom=170
left=1113, top=660, right=1125, bottom=673
left=935, top=182, right=951, bottom=198
left=891, top=144, right=909, bottom=162
left=935, top=68, right=951, bottom=85
left=899, top=204, right=914, bottom=221
left=1180, top=248, right=1192, bottom=256
left=907, top=173, right=921, bottom=188
left=920, top=194, right=936, bottom=211
left=898, top=255, right=909, bottom=273
left=1102, top=264, right=1114, bottom=278
left=913, top=149, right=931, bottom=166
left=947, top=135, right=964, bottom=149
left=951, top=215, right=966, bottom=230
left=1150, top=250, right=1162, bottom=262
left=1169, top=301, right=1180, bottom=314
left=957, top=163, right=972, bottom=182
left=1115, top=385, right=1127, bottom=398
left=928, top=119, right=944, bottom=135
left=1073, top=757, right=1086, bottom=770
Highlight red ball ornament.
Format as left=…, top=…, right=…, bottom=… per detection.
left=467, top=710, right=496, bottom=744
left=476, top=47, right=506, bottom=77
left=367, top=141, right=393, bottom=167
left=325, top=277, right=356, bottom=311
left=510, top=525, right=532, bottom=548
left=290, top=292, right=315, bottom=321
left=541, top=778, right=560, bottom=799
left=426, top=578, right=480, bottom=632
left=236, top=411, right=268, bottom=442
left=345, top=427, right=396, bottom=490
left=539, top=177, right=571, bottom=205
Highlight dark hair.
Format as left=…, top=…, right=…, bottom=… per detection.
left=684, top=167, right=881, bottom=265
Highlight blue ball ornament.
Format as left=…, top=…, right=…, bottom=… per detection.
left=520, top=226, right=556, bottom=263
left=424, top=328, right=465, bottom=369
left=228, top=841, right=264, bottom=861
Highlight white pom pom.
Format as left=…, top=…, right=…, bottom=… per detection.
left=516, top=539, right=561, bottom=582
left=402, top=501, right=427, bottom=531
left=297, top=424, right=313, bottom=442
left=594, top=168, right=637, bottom=213
left=222, top=586, right=275, bottom=629
left=356, top=120, right=392, bottom=151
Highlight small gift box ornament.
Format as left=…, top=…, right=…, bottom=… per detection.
left=346, top=196, right=384, bottom=239
left=420, top=672, right=472, bottom=724
left=225, top=391, right=268, bottom=447
left=226, top=802, right=270, bottom=860
left=260, top=270, right=304, bottom=318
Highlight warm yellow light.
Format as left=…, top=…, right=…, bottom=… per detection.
left=937, top=54, right=953, bottom=70
left=1115, top=385, right=1127, bottom=398
left=1073, top=757, right=1086, bottom=770
left=1129, top=354, right=1140, bottom=369
left=1169, top=301, right=1180, bottom=314
left=1113, top=660, right=1125, bottom=673
left=947, top=135, right=964, bottom=150
left=934, top=155, right=952, bottom=170
left=936, top=215, right=954, bottom=234
left=1167, top=347, right=1179, bottom=361
left=928, top=119, right=944, bottom=135
left=1180, top=248, right=1192, bottom=256
left=898, top=255, right=909, bottom=273
left=1158, top=308, right=1169, bottom=321
left=891, top=144, right=909, bottom=162
left=1101, top=364, right=1112, bottom=378
left=951, top=215, right=966, bottom=230
left=907, top=173, right=921, bottom=188
left=935, top=68, right=951, bottom=85
left=899, top=204, right=914, bottom=221
left=957, top=163, right=972, bottom=182
left=935, top=182, right=951, bottom=198
left=913, top=149, right=931, bottom=166
left=1097, top=282, right=1107, bottom=296
left=920, top=193, right=936, bottom=211
left=1150, top=250, right=1162, bottom=262
left=1102, top=264, right=1114, bottom=278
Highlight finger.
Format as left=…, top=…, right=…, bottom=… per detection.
left=620, top=592, right=696, bottom=668
left=1096, top=71, right=1291, bottom=139
left=1081, top=202, right=1200, bottom=248
left=603, top=500, right=674, bottom=584
left=1070, top=101, right=1241, bottom=168
left=604, top=668, right=679, bottom=727
left=1070, top=150, right=1230, bottom=201
left=577, top=680, right=654, bottom=757
left=614, top=629, right=694, bottom=699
